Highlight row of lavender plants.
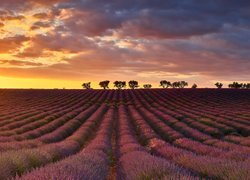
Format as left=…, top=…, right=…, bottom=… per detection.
left=17, top=107, right=115, bottom=179
left=117, top=105, right=195, bottom=179
left=144, top=89, right=250, bottom=146
left=0, top=90, right=82, bottom=122
left=133, top=89, right=250, bottom=154
left=126, top=90, right=250, bottom=179
left=0, top=90, right=86, bottom=129
left=0, top=91, right=104, bottom=151
left=0, top=103, right=109, bottom=179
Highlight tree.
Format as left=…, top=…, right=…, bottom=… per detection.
left=179, top=81, right=188, bottom=88
left=160, top=80, right=172, bottom=88
left=99, top=80, right=110, bottom=89
left=143, top=84, right=152, bottom=89
left=128, top=80, right=139, bottom=89
left=229, top=82, right=250, bottom=89
left=242, top=83, right=250, bottom=89
left=215, top=82, right=223, bottom=89
left=82, top=82, right=91, bottom=89
left=228, top=82, right=242, bottom=89
left=114, top=81, right=126, bottom=89
left=192, top=84, right=197, bottom=88
left=172, top=82, right=179, bottom=88
left=172, top=81, right=188, bottom=88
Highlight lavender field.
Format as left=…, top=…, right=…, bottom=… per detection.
left=0, top=89, right=249, bottom=179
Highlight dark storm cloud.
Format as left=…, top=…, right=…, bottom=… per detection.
left=56, top=0, right=250, bottom=38
left=2, top=0, right=250, bottom=38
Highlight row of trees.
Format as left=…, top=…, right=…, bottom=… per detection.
left=83, top=80, right=192, bottom=89
left=214, top=82, right=250, bottom=89
left=159, top=80, right=197, bottom=88
left=228, top=82, right=250, bottom=89
left=83, top=81, right=250, bottom=89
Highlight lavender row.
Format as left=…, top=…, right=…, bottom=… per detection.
left=127, top=102, right=250, bottom=179
left=0, top=90, right=83, bottom=125
left=124, top=91, right=250, bottom=178
left=0, top=104, right=108, bottom=179
left=157, top=89, right=250, bottom=135
left=137, top=90, right=250, bottom=155
left=134, top=90, right=250, bottom=152
left=0, top=91, right=108, bottom=151
left=0, top=90, right=91, bottom=132
left=117, top=105, right=195, bottom=179
left=17, top=107, right=115, bottom=180
left=0, top=91, right=84, bottom=129
left=0, top=90, right=99, bottom=140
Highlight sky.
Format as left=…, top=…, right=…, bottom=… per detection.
left=0, top=0, right=249, bottom=89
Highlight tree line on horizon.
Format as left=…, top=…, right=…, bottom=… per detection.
left=83, top=80, right=189, bottom=89
left=82, top=81, right=250, bottom=90
left=214, top=82, right=250, bottom=89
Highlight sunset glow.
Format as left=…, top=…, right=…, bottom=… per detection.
left=0, top=1, right=249, bottom=88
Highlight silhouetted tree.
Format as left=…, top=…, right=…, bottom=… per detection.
left=242, top=83, right=250, bottom=89
left=172, top=81, right=188, bottom=88
left=192, top=84, right=197, bottom=88
left=160, top=80, right=172, bottom=88
left=114, top=81, right=126, bottom=89
left=215, top=82, right=223, bottom=89
left=228, top=82, right=242, bottom=89
left=143, top=84, right=152, bottom=89
left=229, top=82, right=250, bottom=89
left=82, top=82, right=91, bottom=89
left=172, top=82, right=179, bottom=88
left=99, top=80, right=110, bottom=89
left=129, top=80, right=139, bottom=89
left=179, top=81, right=188, bottom=88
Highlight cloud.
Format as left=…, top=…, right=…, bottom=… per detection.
left=2, top=1, right=250, bottom=39
left=0, top=60, right=43, bottom=67
left=59, top=0, right=250, bottom=39
left=30, top=21, right=52, bottom=30
left=0, top=0, right=70, bottom=10
left=0, top=10, right=25, bottom=21
left=33, top=13, right=49, bottom=19
left=9, top=36, right=250, bottom=80
left=61, top=9, right=122, bottom=36
left=30, top=33, right=96, bottom=53
left=0, top=35, right=30, bottom=53
left=0, top=0, right=250, bottom=87
left=0, top=15, right=25, bottom=21
left=15, top=32, right=96, bottom=59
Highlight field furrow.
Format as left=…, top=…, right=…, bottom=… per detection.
left=0, top=89, right=249, bottom=180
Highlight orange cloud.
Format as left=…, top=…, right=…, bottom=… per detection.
left=0, top=15, right=25, bottom=21
left=0, top=0, right=249, bottom=88
left=0, top=35, right=30, bottom=53
left=33, top=13, right=49, bottom=19
left=0, top=59, right=43, bottom=67
left=30, top=21, right=52, bottom=30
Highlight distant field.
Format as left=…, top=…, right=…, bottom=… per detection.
left=0, top=89, right=249, bottom=179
